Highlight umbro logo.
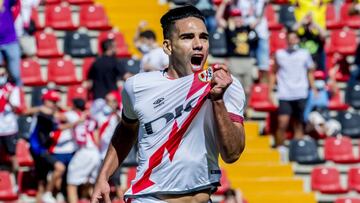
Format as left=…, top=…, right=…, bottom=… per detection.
left=153, top=97, right=165, bottom=109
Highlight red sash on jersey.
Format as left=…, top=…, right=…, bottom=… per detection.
left=49, top=130, right=62, bottom=153
left=132, top=72, right=211, bottom=194
left=99, top=113, right=115, bottom=139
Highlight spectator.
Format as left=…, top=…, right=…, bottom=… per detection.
left=0, top=0, right=22, bottom=86
left=0, top=67, right=22, bottom=172
left=269, top=30, right=316, bottom=159
left=67, top=99, right=100, bottom=203
left=237, top=0, right=270, bottom=82
left=349, top=0, right=360, bottom=15
left=93, top=91, right=123, bottom=200
left=346, top=43, right=360, bottom=101
left=290, top=0, right=326, bottom=29
left=216, top=1, right=258, bottom=95
left=190, top=0, right=217, bottom=33
left=28, top=90, right=65, bottom=203
left=293, top=12, right=326, bottom=71
left=304, top=71, right=341, bottom=138
left=14, top=0, right=39, bottom=57
left=87, top=39, right=130, bottom=101
left=134, top=21, right=169, bottom=72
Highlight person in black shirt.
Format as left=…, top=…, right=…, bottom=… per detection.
left=87, top=39, right=132, bottom=100
left=216, top=0, right=258, bottom=95
left=293, top=13, right=326, bottom=71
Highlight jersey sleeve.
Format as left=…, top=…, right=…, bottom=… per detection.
left=223, top=76, right=246, bottom=124
left=121, top=76, right=138, bottom=121
left=9, top=86, right=21, bottom=108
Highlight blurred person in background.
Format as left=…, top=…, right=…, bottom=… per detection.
left=290, top=0, right=327, bottom=29
left=190, top=0, right=217, bottom=33
left=293, top=12, right=326, bottom=71
left=221, top=189, right=247, bottom=203
left=134, top=21, right=169, bottom=72
left=348, top=0, right=360, bottom=15
left=87, top=39, right=130, bottom=101
left=216, top=1, right=258, bottom=95
left=93, top=91, right=123, bottom=201
left=67, top=99, right=101, bottom=203
left=237, top=0, right=270, bottom=82
left=269, top=30, right=316, bottom=160
left=0, top=67, right=22, bottom=173
left=0, top=0, right=22, bottom=86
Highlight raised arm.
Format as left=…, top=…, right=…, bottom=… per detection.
left=210, top=64, right=246, bottom=163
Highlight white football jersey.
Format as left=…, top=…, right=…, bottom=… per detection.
left=122, top=68, right=245, bottom=198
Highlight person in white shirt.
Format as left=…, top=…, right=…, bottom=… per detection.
left=269, top=30, right=316, bottom=157
left=134, top=21, right=169, bottom=72
left=0, top=67, right=22, bottom=172
left=92, top=5, right=246, bottom=203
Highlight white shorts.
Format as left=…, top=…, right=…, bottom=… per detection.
left=67, top=147, right=101, bottom=185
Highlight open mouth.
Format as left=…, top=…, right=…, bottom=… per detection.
left=191, top=55, right=203, bottom=66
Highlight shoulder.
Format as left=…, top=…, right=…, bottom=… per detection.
left=226, top=76, right=246, bottom=99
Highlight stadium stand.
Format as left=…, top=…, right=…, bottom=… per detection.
left=35, top=30, right=63, bottom=58
left=0, top=171, right=18, bottom=201
left=324, top=136, right=360, bottom=164
left=45, top=4, right=77, bottom=30
left=47, top=57, right=80, bottom=85
left=311, top=167, right=348, bottom=194
left=20, top=58, right=47, bottom=86
left=348, top=167, right=360, bottom=192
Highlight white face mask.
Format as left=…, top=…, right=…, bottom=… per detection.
left=289, top=44, right=299, bottom=51
left=0, top=76, right=7, bottom=86
left=315, top=80, right=326, bottom=89
left=138, top=44, right=151, bottom=54
left=103, top=105, right=113, bottom=115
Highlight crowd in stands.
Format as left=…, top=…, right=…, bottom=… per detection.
left=1, top=0, right=360, bottom=202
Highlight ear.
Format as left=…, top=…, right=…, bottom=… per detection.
left=163, top=39, right=172, bottom=56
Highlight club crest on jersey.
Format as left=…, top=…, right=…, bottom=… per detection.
left=198, top=67, right=213, bottom=83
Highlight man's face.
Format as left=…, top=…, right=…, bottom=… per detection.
left=105, top=94, right=118, bottom=111
left=287, top=33, right=300, bottom=47
left=167, top=17, right=209, bottom=72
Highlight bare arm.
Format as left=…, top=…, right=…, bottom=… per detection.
left=210, top=64, right=245, bottom=163
left=91, top=119, right=139, bottom=203
left=269, top=55, right=279, bottom=96
left=133, top=21, right=147, bottom=47
left=212, top=100, right=245, bottom=163
left=215, top=0, right=228, bottom=29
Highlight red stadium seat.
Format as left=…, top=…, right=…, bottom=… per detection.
left=79, top=4, right=111, bottom=30
left=21, top=58, right=47, bottom=86
left=35, top=31, right=63, bottom=58
left=329, top=29, right=358, bottom=55
left=328, top=89, right=349, bottom=111
left=66, top=0, right=93, bottom=5
left=17, top=170, right=38, bottom=197
left=126, top=167, right=137, bottom=189
left=0, top=171, right=18, bottom=201
left=335, top=198, right=360, bottom=203
left=348, top=167, right=360, bottom=192
left=48, top=57, right=80, bottom=85
left=269, top=30, right=287, bottom=55
left=16, top=139, right=34, bottom=167
left=265, top=5, right=283, bottom=30
left=311, top=167, right=348, bottom=194
left=82, top=57, right=95, bottom=79
left=214, top=169, right=231, bottom=195
left=326, top=4, right=343, bottom=29
left=45, top=4, right=77, bottom=30
left=67, top=85, right=89, bottom=107
left=326, top=54, right=351, bottom=82
left=98, top=30, right=131, bottom=57
left=272, top=0, right=289, bottom=4
left=31, top=8, right=43, bottom=30
left=249, top=83, right=277, bottom=112
left=324, top=136, right=360, bottom=163
left=341, top=3, right=360, bottom=28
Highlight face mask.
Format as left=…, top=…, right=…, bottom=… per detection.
left=315, top=80, right=326, bottom=89
left=139, top=44, right=151, bottom=54
left=0, top=76, right=7, bottom=86
left=103, top=105, right=113, bottom=115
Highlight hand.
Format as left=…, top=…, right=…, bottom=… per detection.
left=209, top=64, right=233, bottom=101
left=91, top=176, right=111, bottom=203
left=138, top=20, right=148, bottom=29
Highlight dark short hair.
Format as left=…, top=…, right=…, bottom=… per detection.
left=101, top=39, right=115, bottom=53
left=286, top=28, right=298, bottom=37
left=160, top=5, right=205, bottom=39
left=140, top=30, right=157, bottom=41
left=72, top=98, right=86, bottom=111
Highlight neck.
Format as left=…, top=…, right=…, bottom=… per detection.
left=166, top=63, right=193, bottom=79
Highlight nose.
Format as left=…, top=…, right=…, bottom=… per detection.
left=193, top=37, right=203, bottom=51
